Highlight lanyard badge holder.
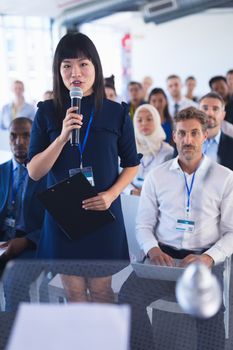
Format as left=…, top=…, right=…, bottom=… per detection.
left=69, top=109, right=95, bottom=186
left=176, top=172, right=196, bottom=234
left=4, top=165, right=27, bottom=229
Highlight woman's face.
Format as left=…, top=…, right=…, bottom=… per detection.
left=149, top=93, right=167, bottom=115
left=136, top=108, right=155, bottom=136
left=60, top=57, right=95, bottom=96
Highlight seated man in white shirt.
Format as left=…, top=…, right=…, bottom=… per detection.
left=119, top=106, right=233, bottom=350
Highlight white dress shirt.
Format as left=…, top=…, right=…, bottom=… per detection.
left=0, top=102, right=36, bottom=129
left=136, top=155, right=233, bottom=264
left=168, top=96, right=197, bottom=118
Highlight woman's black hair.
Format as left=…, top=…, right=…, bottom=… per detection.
left=104, top=74, right=115, bottom=89
left=53, top=32, right=104, bottom=119
left=104, top=84, right=116, bottom=94
left=148, top=87, right=172, bottom=124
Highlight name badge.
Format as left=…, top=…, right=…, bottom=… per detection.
left=4, top=217, right=15, bottom=228
left=69, top=166, right=95, bottom=186
left=176, top=219, right=195, bottom=233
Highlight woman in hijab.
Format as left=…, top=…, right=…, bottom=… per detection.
left=128, top=104, right=174, bottom=196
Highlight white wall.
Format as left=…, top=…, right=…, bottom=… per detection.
left=81, top=9, right=233, bottom=98
left=0, top=16, right=53, bottom=107
left=131, top=10, right=233, bottom=96
left=0, top=130, right=11, bottom=164
left=81, top=13, right=131, bottom=98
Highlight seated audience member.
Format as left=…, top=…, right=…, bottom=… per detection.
left=119, top=107, right=233, bottom=350
left=104, top=74, right=115, bottom=87
left=127, top=81, right=146, bottom=119
left=185, top=76, right=198, bottom=102
left=0, top=80, right=36, bottom=129
left=0, top=117, right=46, bottom=269
left=148, top=87, right=173, bottom=144
left=199, top=92, right=233, bottom=170
left=125, top=104, right=174, bottom=196
left=104, top=75, right=118, bottom=102
left=105, top=84, right=117, bottom=102
left=43, top=90, right=53, bottom=100
left=166, top=75, right=197, bottom=117
left=141, top=76, right=153, bottom=101
left=209, top=75, right=233, bottom=124
left=226, top=69, right=233, bottom=97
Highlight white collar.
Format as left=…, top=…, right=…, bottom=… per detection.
left=12, top=158, right=26, bottom=171
left=169, top=154, right=211, bottom=174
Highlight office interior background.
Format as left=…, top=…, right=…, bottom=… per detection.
left=1, top=2, right=233, bottom=349
left=0, top=0, right=233, bottom=159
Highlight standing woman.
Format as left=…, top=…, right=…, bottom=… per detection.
left=27, top=32, right=139, bottom=260
left=148, top=88, right=173, bottom=144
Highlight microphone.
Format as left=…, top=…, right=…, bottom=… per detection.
left=69, top=87, right=83, bottom=146
left=176, top=262, right=222, bottom=318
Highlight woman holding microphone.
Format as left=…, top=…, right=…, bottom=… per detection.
left=28, top=32, right=140, bottom=261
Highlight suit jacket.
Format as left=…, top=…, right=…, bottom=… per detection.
left=218, top=132, right=233, bottom=171
left=0, top=160, right=46, bottom=245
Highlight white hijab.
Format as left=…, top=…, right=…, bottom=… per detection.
left=133, top=104, right=166, bottom=156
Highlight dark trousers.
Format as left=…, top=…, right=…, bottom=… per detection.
left=119, top=245, right=225, bottom=350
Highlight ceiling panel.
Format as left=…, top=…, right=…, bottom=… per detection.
left=0, top=0, right=232, bottom=23
left=0, top=0, right=90, bottom=17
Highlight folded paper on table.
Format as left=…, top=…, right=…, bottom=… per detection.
left=7, top=303, right=130, bottom=350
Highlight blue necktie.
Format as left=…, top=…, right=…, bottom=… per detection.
left=13, top=164, right=27, bottom=225
left=1, top=164, right=27, bottom=240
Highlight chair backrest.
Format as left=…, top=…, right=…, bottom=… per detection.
left=121, top=194, right=144, bottom=262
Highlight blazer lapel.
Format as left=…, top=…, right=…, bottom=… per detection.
left=22, top=175, right=38, bottom=228
left=0, top=160, right=12, bottom=216
left=217, top=133, right=226, bottom=166
left=3, top=161, right=12, bottom=205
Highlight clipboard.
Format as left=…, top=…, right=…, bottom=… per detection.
left=37, top=172, right=115, bottom=240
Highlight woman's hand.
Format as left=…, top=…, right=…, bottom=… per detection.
left=82, top=167, right=139, bottom=211
left=82, top=191, right=116, bottom=211
left=58, top=106, right=83, bottom=144
left=130, top=187, right=141, bottom=196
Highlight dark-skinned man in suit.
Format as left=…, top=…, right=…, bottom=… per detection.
left=0, top=117, right=46, bottom=310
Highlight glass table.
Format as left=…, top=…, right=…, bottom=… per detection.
left=0, top=259, right=232, bottom=350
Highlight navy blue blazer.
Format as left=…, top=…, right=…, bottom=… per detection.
left=0, top=160, right=46, bottom=245
left=218, top=132, right=233, bottom=171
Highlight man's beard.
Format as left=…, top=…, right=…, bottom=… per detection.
left=207, top=117, right=217, bottom=129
